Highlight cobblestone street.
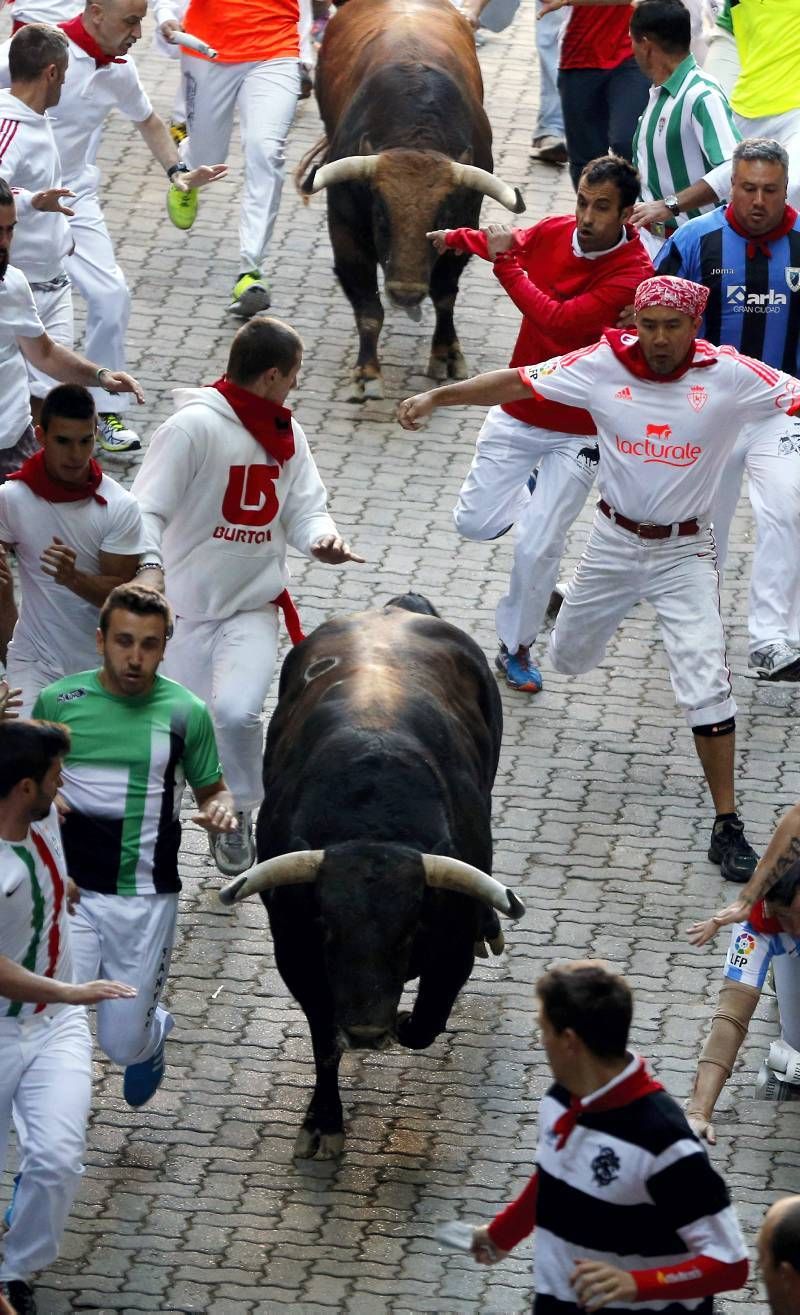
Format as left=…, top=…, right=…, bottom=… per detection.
left=3, top=5, right=800, bottom=1311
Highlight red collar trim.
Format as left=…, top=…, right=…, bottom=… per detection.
left=603, top=328, right=717, bottom=382
left=6, top=448, right=107, bottom=505
left=552, top=1057, right=663, bottom=1150
left=58, top=16, right=126, bottom=67
left=725, top=203, right=799, bottom=259
left=211, top=378, right=295, bottom=465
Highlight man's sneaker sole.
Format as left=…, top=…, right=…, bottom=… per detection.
left=229, top=285, right=271, bottom=319
left=756, top=656, right=800, bottom=682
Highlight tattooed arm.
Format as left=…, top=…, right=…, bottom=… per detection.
left=689, top=805, right=800, bottom=946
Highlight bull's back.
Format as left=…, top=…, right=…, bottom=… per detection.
left=316, top=0, right=483, bottom=130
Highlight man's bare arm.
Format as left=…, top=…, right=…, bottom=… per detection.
left=397, top=368, right=527, bottom=429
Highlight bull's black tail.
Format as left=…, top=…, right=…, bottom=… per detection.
left=384, top=593, right=441, bottom=617
left=295, top=137, right=329, bottom=201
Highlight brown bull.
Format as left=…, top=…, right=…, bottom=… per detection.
left=299, top=0, right=525, bottom=399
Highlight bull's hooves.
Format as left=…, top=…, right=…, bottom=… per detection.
left=447, top=355, right=468, bottom=380
left=426, top=356, right=449, bottom=382
left=293, top=1127, right=345, bottom=1160
left=362, top=377, right=384, bottom=400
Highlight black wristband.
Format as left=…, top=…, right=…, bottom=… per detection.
left=167, top=162, right=190, bottom=180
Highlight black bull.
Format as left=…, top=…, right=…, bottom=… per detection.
left=298, top=0, right=525, bottom=400
left=219, top=597, right=524, bottom=1159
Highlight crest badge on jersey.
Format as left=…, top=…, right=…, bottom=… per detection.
left=687, top=385, right=708, bottom=413
left=786, top=267, right=800, bottom=293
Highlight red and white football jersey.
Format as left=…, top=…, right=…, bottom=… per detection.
left=520, top=335, right=800, bottom=525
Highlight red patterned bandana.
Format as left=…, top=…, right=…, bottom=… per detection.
left=634, top=274, right=709, bottom=319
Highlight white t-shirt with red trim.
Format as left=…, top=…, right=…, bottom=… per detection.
left=519, top=336, right=800, bottom=525
left=0, top=263, right=44, bottom=449
left=0, top=806, right=75, bottom=1021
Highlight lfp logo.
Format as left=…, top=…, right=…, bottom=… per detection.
left=734, top=931, right=756, bottom=957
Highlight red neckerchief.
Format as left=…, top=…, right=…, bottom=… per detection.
left=552, top=1056, right=663, bottom=1151
left=725, top=203, right=799, bottom=260
left=58, top=16, right=126, bottom=67
left=7, top=449, right=107, bottom=506
left=603, top=327, right=717, bottom=383
left=211, top=378, right=295, bottom=465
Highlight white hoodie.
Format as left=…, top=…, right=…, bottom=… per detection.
left=131, top=389, right=337, bottom=622
left=0, top=88, right=72, bottom=283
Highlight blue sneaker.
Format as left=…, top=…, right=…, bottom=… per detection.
left=3, top=1172, right=20, bottom=1227
left=123, top=1043, right=165, bottom=1108
left=495, top=644, right=543, bottom=693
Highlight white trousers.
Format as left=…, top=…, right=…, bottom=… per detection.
left=163, top=607, right=279, bottom=811
left=550, top=511, right=737, bottom=727
left=0, top=1008, right=91, bottom=1284
left=182, top=56, right=300, bottom=273
left=711, top=414, right=800, bottom=655
left=69, top=889, right=177, bottom=1067
left=6, top=655, right=68, bottom=719
left=774, top=954, right=800, bottom=1051
left=734, top=108, right=800, bottom=210
left=27, top=279, right=74, bottom=400
left=63, top=190, right=132, bottom=413
left=453, top=408, right=597, bottom=653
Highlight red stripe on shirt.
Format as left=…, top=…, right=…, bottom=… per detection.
left=30, top=829, right=65, bottom=1013
left=0, top=119, right=20, bottom=161
left=717, top=343, right=781, bottom=384
left=633, top=1253, right=749, bottom=1301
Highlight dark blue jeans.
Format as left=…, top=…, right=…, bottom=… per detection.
left=558, top=57, right=650, bottom=190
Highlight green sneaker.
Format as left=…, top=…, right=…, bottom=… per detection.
left=167, top=183, right=198, bottom=231
left=229, top=271, right=271, bottom=318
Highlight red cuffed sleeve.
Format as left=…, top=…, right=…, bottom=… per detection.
left=487, top=1171, right=538, bottom=1253
left=443, top=228, right=493, bottom=258
left=632, top=1254, right=749, bottom=1301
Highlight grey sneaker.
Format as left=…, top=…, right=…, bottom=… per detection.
left=97, top=413, right=142, bottom=454
left=749, top=640, right=800, bottom=680
left=209, top=810, right=256, bottom=877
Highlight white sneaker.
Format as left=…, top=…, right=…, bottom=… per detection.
left=209, top=810, right=256, bottom=877
left=97, top=413, right=142, bottom=454
left=749, top=640, right=800, bottom=679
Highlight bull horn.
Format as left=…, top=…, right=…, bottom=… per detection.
left=310, top=155, right=380, bottom=191
left=451, top=162, right=526, bottom=214
left=421, top=855, right=525, bottom=919
left=218, top=850, right=323, bottom=905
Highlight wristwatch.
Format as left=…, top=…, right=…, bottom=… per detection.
left=167, top=162, right=189, bottom=181
left=663, top=193, right=681, bottom=217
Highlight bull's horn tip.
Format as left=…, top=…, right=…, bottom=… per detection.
left=301, top=167, right=317, bottom=194
left=506, top=889, right=525, bottom=920
left=219, top=874, right=248, bottom=906
left=513, top=187, right=526, bottom=214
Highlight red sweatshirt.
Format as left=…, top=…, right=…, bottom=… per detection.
left=444, top=216, right=653, bottom=433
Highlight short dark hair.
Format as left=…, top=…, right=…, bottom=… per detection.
left=40, top=384, right=96, bottom=433
left=536, top=964, right=633, bottom=1059
left=9, top=22, right=68, bottom=82
left=0, top=719, right=70, bottom=798
left=226, top=316, right=302, bottom=387
left=99, top=584, right=173, bottom=637
left=770, top=1198, right=800, bottom=1274
left=732, top=138, right=790, bottom=177
left=0, top=178, right=14, bottom=210
left=629, top=0, right=691, bottom=55
left=579, top=155, right=641, bottom=211
left=766, top=859, right=800, bottom=910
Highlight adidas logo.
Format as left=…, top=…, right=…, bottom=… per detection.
left=615, top=386, right=632, bottom=401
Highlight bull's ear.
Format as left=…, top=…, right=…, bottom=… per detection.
left=458, top=147, right=474, bottom=166
left=359, top=134, right=374, bottom=155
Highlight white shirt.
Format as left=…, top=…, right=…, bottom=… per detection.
left=7, top=0, right=80, bottom=23
left=521, top=336, right=800, bottom=524
left=132, top=388, right=338, bottom=622
left=0, top=263, right=44, bottom=448
left=0, top=89, right=72, bottom=283
left=0, top=807, right=75, bottom=1021
left=0, top=472, right=146, bottom=677
left=0, top=33, right=152, bottom=196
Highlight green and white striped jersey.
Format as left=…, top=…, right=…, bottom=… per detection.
left=632, top=54, right=740, bottom=223
left=0, top=807, right=73, bottom=1020
left=33, top=671, right=223, bottom=896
